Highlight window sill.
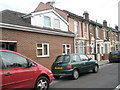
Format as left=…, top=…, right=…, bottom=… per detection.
left=37, top=55, right=50, bottom=58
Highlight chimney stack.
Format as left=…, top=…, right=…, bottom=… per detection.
left=103, top=20, right=107, bottom=27
left=83, top=11, right=89, bottom=21
left=115, top=26, right=118, bottom=30
left=46, top=1, right=55, bottom=6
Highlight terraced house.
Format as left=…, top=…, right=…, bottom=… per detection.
left=0, top=2, right=120, bottom=69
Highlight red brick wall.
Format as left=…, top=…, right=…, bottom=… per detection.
left=2, top=28, right=74, bottom=69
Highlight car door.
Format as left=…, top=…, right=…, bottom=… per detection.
left=79, top=54, right=93, bottom=72
left=71, top=54, right=85, bottom=73
left=1, top=51, right=35, bottom=89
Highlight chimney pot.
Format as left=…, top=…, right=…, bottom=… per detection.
left=103, top=20, right=107, bottom=27
left=83, top=11, right=89, bottom=20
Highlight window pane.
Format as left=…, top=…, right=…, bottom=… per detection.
left=79, top=55, right=88, bottom=61
left=44, top=16, right=51, bottom=26
left=2, top=52, right=28, bottom=68
left=74, top=21, right=78, bottom=34
left=67, top=49, right=70, bottom=54
left=54, top=19, right=60, bottom=28
left=37, top=49, right=42, bottom=56
left=44, top=45, right=48, bottom=55
left=72, top=55, right=80, bottom=62
left=37, top=44, right=42, bottom=48
left=62, top=45, right=65, bottom=53
left=67, top=45, right=70, bottom=48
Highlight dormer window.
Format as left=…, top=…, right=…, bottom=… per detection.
left=54, top=19, right=60, bottom=28
left=44, top=16, right=51, bottom=27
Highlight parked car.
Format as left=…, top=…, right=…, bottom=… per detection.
left=51, top=53, right=99, bottom=80
left=109, top=51, right=120, bottom=63
left=0, top=50, right=54, bottom=90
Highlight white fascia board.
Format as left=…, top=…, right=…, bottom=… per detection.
left=0, top=40, right=17, bottom=42
left=0, top=23, right=75, bottom=37
left=32, top=9, right=69, bottom=25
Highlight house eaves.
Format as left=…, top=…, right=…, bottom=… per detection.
left=0, top=23, right=75, bottom=37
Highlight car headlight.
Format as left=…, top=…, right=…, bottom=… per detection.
left=48, top=70, right=52, bottom=73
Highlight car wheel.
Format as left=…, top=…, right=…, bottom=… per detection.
left=72, top=69, right=79, bottom=80
left=54, top=76, right=60, bottom=79
left=35, top=76, right=49, bottom=90
left=93, top=65, right=98, bottom=73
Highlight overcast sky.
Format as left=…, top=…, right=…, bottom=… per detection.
left=0, top=0, right=119, bottom=28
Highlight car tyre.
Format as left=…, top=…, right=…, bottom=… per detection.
left=72, top=69, right=79, bottom=80
left=35, top=76, right=49, bottom=90
left=93, top=65, right=98, bottom=73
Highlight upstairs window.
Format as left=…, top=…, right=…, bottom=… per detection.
left=83, top=23, right=87, bottom=32
left=74, top=21, right=79, bottom=34
left=96, top=27, right=100, bottom=38
left=44, top=16, right=51, bottom=27
left=36, top=43, right=49, bottom=57
left=90, top=24, right=93, bottom=34
left=54, top=19, right=60, bottom=28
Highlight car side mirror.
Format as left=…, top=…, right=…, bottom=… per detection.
left=88, top=58, right=92, bottom=61
left=72, top=60, right=76, bottom=62
left=27, top=62, right=32, bottom=68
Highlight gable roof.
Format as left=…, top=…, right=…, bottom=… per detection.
left=34, top=2, right=53, bottom=12
left=0, top=9, right=75, bottom=37
left=34, top=2, right=68, bottom=20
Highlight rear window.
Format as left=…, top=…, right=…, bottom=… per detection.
left=110, top=51, right=120, bottom=55
left=55, top=55, right=70, bottom=63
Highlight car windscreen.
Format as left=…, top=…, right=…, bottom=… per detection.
left=110, top=51, right=120, bottom=55
left=55, top=55, right=70, bottom=63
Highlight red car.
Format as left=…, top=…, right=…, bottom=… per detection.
left=0, top=50, right=54, bottom=90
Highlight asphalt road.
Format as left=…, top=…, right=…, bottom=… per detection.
left=49, top=63, right=119, bottom=90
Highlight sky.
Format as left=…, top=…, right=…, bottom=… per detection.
left=0, top=0, right=119, bottom=28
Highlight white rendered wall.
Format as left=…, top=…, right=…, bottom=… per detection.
left=31, top=11, right=68, bottom=32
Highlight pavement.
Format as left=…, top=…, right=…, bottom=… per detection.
left=98, top=60, right=109, bottom=66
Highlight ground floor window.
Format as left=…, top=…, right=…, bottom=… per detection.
left=36, top=43, right=49, bottom=57
left=0, top=41, right=17, bottom=51
left=80, top=43, right=84, bottom=54
left=62, top=44, right=71, bottom=55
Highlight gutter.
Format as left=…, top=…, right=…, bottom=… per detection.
left=0, top=23, right=75, bottom=37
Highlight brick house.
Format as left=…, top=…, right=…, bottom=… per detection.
left=0, top=3, right=75, bottom=69
left=64, top=10, right=90, bottom=55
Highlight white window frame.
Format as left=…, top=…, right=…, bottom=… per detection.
left=54, top=18, right=60, bottom=29
left=62, top=44, right=71, bottom=55
left=36, top=43, right=49, bottom=57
